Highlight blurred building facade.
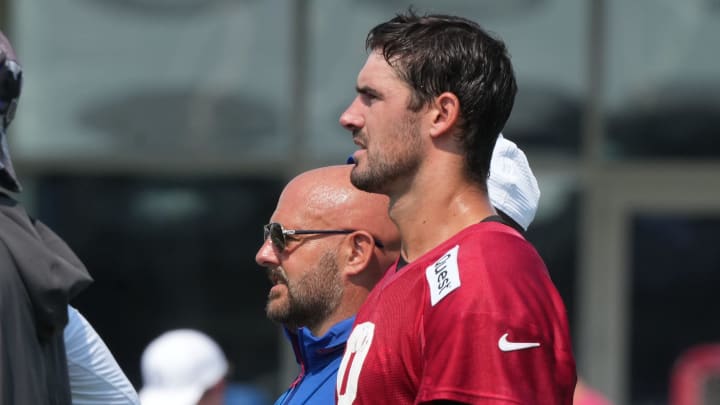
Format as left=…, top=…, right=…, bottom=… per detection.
left=2, top=0, right=720, bottom=404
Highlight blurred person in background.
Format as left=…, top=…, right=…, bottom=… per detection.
left=336, top=10, right=576, bottom=404
left=255, top=133, right=539, bottom=404
left=1, top=29, right=137, bottom=405
left=574, top=379, right=614, bottom=405
left=139, top=329, right=230, bottom=405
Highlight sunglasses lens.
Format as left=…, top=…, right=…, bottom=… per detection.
left=0, top=60, right=21, bottom=111
left=263, top=226, right=271, bottom=242
left=264, top=223, right=285, bottom=251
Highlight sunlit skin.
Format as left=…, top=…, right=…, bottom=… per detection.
left=339, top=52, right=425, bottom=196
left=340, top=51, right=497, bottom=262
left=255, top=165, right=400, bottom=337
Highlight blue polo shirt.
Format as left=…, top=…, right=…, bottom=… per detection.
left=274, top=316, right=355, bottom=405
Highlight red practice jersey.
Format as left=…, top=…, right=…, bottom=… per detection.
left=336, top=222, right=577, bottom=404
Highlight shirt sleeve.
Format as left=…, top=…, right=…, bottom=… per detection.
left=65, top=305, right=140, bottom=405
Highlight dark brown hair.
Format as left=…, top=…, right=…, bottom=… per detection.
left=366, top=10, right=517, bottom=186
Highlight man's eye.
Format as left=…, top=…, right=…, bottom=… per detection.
left=360, top=92, right=377, bottom=104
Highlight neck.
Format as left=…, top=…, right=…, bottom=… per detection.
left=308, top=290, right=366, bottom=337
left=388, top=161, right=495, bottom=262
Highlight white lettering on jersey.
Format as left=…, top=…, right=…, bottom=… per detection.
left=425, top=245, right=461, bottom=306
left=337, top=322, right=375, bottom=405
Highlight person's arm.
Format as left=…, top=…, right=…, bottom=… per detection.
left=65, top=305, right=140, bottom=405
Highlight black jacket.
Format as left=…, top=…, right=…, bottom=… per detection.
left=0, top=194, right=93, bottom=405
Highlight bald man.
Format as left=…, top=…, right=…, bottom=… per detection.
left=256, top=138, right=541, bottom=404
left=256, top=165, right=400, bottom=404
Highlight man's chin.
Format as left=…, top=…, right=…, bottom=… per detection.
left=350, top=173, right=388, bottom=195
left=350, top=167, right=377, bottom=192
left=265, top=305, right=290, bottom=325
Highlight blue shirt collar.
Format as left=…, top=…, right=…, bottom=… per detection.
left=285, top=316, right=355, bottom=372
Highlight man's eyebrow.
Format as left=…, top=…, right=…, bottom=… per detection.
left=356, top=85, right=383, bottom=99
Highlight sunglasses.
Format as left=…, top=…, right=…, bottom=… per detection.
left=263, top=222, right=384, bottom=251
left=0, top=55, right=22, bottom=126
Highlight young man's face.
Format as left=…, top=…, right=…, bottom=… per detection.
left=340, top=51, right=426, bottom=195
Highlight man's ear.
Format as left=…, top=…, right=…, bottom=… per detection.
left=428, top=92, right=460, bottom=139
left=342, top=231, right=376, bottom=277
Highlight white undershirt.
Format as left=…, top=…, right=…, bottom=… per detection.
left=65, top=306, right=140, bottom=405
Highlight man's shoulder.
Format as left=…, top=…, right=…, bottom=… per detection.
left=457, top=223, right=542, bottom=266
left=418, top=229, right=548, bottom=308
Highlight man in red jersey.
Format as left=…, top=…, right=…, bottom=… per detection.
left=336, top=10, right=577, bottom=405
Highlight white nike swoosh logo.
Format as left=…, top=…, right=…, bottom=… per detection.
left=498, top=333, right=541, bottom=352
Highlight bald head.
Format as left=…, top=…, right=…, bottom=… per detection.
left=278, top=165, right=400, bottom=254
left=257, top=165, right=400, bottom=335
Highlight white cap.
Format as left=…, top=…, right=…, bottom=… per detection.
left=488, top=134, right=540, bottom=231
left=139, top=329, right=229, bottom=405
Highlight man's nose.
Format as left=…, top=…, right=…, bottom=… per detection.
left=255, top=238, right=278, bottom=268
left=339, top=98, right=364, bottom=132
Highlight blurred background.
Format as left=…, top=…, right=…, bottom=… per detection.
left=2, top=0, right=720, bottom=404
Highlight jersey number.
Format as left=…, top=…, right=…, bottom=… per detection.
left=336, top=322, right=375, bottom=405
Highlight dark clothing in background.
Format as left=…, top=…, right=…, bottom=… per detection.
left=0, top=193, right=93, bottom=405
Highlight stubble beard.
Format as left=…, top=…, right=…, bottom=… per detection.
left=350, top=114, right=423, bottom=195
left=265, top=251, right=343, bottom=331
